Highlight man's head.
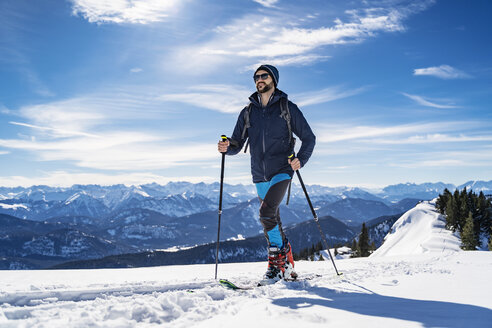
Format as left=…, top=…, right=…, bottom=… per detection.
left=254, top=64, right=279, bottom=94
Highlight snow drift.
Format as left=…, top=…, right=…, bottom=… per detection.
left=371, top=200, right=462, bottom=258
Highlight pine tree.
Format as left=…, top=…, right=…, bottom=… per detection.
left=319, top=253, right=325, bottom=261
left=351, top=239, right=358, bottom=258
left=445, top=195, right=458, bottom=231
left=489, top=222, right=492, bottom=251
left=293, top=252, right=300, bottom=261
left=458, top=188, right=470, bottom=231
left=436, top=188, right=452, bottom=214
left=477, top=192, right=491, bottom=235
left=370, top=241, right=377, bottom=253
left=299, top=247, right=308, bottom=260
left=358, top=223, right=370, bottom=257
left=310, top=244, right=316, bottom=257
left=334, top=247, right=338, bottom=256
left=489, top=226, right=492, bottom=251
left=461, top=212, right=478, bottom=250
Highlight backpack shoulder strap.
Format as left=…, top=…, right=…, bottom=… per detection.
left=241, top=103, right=252, bottom=153
left=279, top=97, right=294, bottom=146
left=241, top=103, right=252, bottom=140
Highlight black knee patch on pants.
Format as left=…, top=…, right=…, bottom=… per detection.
left=260, top=216, right=278, bottom=232
left=259, top=179, right=290, bottom=218
left=258, top=179, right=291, bottom=246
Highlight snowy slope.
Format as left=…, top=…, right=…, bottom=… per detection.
left=1, top=199, right=491, bottom=327
left=1, top=253, right=491, bottom=327
left=371, top=200, right=462, bottom=258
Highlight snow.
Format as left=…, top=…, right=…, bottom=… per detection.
left=157, top=246, right=195, bottom=252
left=371, top=200, right=462, bottom=258
left=0, top=203, right=28, bottom=210
left=1, top=253, right=491, bottom=327
left=1, top=198, right=491, bottom=327
left=65, top=192, right=80, bottom=204
left=227, top=234, right=246, bottom=241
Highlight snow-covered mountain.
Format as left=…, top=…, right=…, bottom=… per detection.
left=2, top=195, right=491, bottom=328
left=316, top=198, right=415, bottom=225
left=115, top=191, right=217, bottom=217
left=1, top=181, right=490, bottom=271
left=0, top=214, right=134, bottom=269
left=2, top=180, right=489, bottom=222
left=371, top=200, right=462, bottom=257
left=1, top=218, right=491, bottom=327
left=378, top=181, right=492, bottom=202
left=365, top=214, right=402, bottom=247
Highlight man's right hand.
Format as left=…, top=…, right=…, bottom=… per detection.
left=218, top=139, right=230, bottom=153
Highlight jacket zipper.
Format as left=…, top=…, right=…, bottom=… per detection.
left=259, top=93, right=274, bottom=182
left=262, top=129, right=266, bottom=181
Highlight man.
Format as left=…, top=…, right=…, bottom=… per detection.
left=218, top=64, right=315, bottom=283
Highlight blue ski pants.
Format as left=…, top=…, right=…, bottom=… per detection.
left=255, top=173, right=291, bottom=249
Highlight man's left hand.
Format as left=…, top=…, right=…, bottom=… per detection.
left=288, top=157, right=301, bottom=171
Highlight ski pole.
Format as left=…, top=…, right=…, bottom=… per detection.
left=289, top=154, right=342, bottom=276
left=215, top=135, right=227, bottom=280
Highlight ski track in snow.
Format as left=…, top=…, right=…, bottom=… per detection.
left=1, top=252, right=492, bottom=328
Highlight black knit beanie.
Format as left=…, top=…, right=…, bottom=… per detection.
left=254, top=64, right=279, bottom=87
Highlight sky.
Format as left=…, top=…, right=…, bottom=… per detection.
left=0, top=0, right=491, bottom=189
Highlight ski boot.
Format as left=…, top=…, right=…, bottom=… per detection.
left=259, top=242, right=297, bottom=285
left=282, top=241, right=298, bottom=281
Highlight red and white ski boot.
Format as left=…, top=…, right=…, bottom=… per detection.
left=259, top=242, right=297, bottom=285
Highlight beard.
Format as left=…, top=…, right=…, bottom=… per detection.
left=256, top=81, right=274, bottom=94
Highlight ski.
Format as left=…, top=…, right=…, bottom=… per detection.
left=219, top=274, right=323, bottom=291
left=219, top=279, right=255, bottom=290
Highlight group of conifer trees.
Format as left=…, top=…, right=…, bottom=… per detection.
left=293, top=241, right=325, bottom=261
left=293, top=223, right=378, bottom=260
left=435, top=188, right=492, bottom=250
left=350, top=223, right=376, bottom=258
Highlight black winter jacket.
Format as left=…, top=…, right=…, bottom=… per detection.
left=226, top=89, right=316, bottom=183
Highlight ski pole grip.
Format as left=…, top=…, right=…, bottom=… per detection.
left=221, top=135, right=227, bottom=142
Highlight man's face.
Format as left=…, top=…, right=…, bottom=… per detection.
left=255, top=70, right=274, bottom=94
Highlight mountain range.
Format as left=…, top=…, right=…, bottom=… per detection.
left=0, top=180, right=490, bottom=270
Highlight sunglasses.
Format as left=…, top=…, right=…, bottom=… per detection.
left=254, top=73, right=270, bottom=82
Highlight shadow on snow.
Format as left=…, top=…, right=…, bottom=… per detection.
left=272, top=283, right=492, bottom=328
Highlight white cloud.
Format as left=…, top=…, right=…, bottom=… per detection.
left=294, top=85, right=368, bottom=107
left=402, top=92, right=458, bottom=109
left=315, top=121, right=480, bottom=143
left=130, top=67, right=143, bottom=73
left=70, top=0, right=182, bottom=24
left=244, top=55, right=331, bottom=72
left=0, top=151, right=9, bottom=155
left=232, top=9, right=406, bottom=58
left=253, top=0, right=279, bottom=8
left=21, top=67, right=56, bottom=97
left=170, top=2, right=433, bottom=72
left=390, top=151, right=492, bottom=168
left=370, top=133, right=492, bottom=144
left=9, top=121, right=99, bottom=138
left=159, top=84, right=365, bottom=112
left=159, top=84, right=250, bottom=113
left=413, top=65, right=471, bottom=79
left=0, top=132, right=215, bottom=171
left=13, top=88, right=173, bottom=138
left=1, top=88, right=218, bottom=171
left=1, top=106, right=12, bottom=114
left=16, top=98, right=107, bottom=137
